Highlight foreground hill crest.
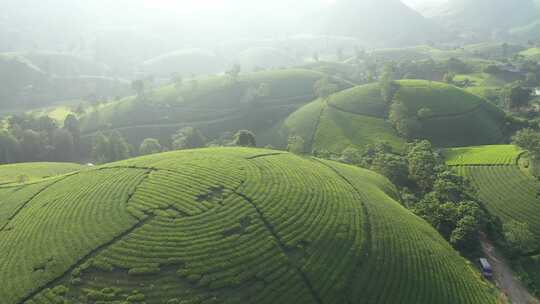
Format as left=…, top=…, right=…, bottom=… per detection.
left=0, top=148, right=497, bottom=304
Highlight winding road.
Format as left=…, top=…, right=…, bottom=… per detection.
left=481, top=235, right=539, bottom=304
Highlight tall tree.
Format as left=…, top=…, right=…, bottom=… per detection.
left=314, top=77, right=339, bottom=100
left=503, top=83, right=531, bottom=110
left=51, top=129, right=74, bottom=161
left=234, top=130, right=256, bottom=147
left=172, top=127, right=206, bottom=150
left=139, top=138, right=162, bottom=155
left=63, top=114, right=80, bottom=149
left=0, top=130, right=20, bottom=164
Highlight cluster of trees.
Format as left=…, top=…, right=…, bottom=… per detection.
left=0, top=114, right=81, bottom=164
left=92, top=128, right=259, bottom=164
left=338, top=141, right=493, bottom=254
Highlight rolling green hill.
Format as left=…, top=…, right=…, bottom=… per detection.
left=0, top=162, right=87, bottom=185
left=0, top=148, right=498, bottom=304
left=142, top=49, right=225, bottom=78
left=444, top=145, right=539, bottom=245
left=80, top=69, right=345, bottom=148
left=0, top=53, right=129, bottom=110
left=276, top=80, right=507, bottom=153
left=443, top=145, right=522, bottom=166
left=236, top=47, right=297, bottom=71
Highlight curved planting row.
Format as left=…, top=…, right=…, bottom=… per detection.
left=0, top=148, right=498, bottom=304
left=322, top=161, right=497, bottom=304
left=444, top=145, right=521, bottom=166
left=0, top=168, right=148, bottom=304
left=462, top=165, right=540, bottom=244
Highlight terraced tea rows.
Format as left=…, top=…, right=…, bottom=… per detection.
left=459, top=165, right=540, bottom=246
left=444, top=145, right=522, bottom=166
left=0, top=162, right=87, bottom=185
left=277, top=80, right=506, bottom=153
left=444, top=145, right=540, bottom=249
left=0, top=148, right=498, bottom=304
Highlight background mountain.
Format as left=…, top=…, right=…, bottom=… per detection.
left=429, top=0, right=539, bottom=39
left=321, top=0, right=450, bottom=46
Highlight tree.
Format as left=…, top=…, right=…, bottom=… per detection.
left=443, top=72, right=455, bottom=84
left=483, top=64, right=501, bottom=75
left=371, top=153, right=409, bottom=186
left=407, top=140, right=439, bottom=192
left=226, top=64, right=241, bottom=83
left=51, top=129, right=74, bottom=161
left=504, top=221, right=536, bottom=254
left=63, top=114, right=80, bottom=148
left=314, top=77, right=339, bottom=100
left=379, top=64, right=400, bottom=105
left=389, top=99, right=420, bottom=138
left=287, top=136, right=306, bottom=154
left=173, top=74, right=183, bottom=90
left=0, top=130, right=20, bottom=164
left=512, top=128, right=540, bottom=157
left=139, top=138, right=162, bottom=155
left=340, top=147, right=361, bottom=164
left=91, top=132, right=110, bottom=163
left=526, top=72, right=538, bottom=87
left=234, top=130, right=256, bottom=147
left=172, top=127, right=206, bottom=150
left=20, top=129, right=46, bottom=161
left=131, top=79, right=145, bottom=99
left=503, top=83, right=531, bottom=110
left=91, top=131, right=131, bottom=163
left=417, top=107, right=433, bottom=119
left=108, top=131, right=131, bottom=162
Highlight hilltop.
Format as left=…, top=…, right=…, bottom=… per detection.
left=79, top=69, right=348, bottom=149
left=322, top=0, right=449, bottom=46
left=275, top=80, right=507, bottom=153
left=0, top=148, right=497, bottom=304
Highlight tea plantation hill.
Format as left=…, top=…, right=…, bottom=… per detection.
left=141, top=49, right=225, bottom=79
left=444, top=145, right=540, bottom=294
left=275, top=80, right=507, bottom=153
left=0, top=162, right=87, bottom=185
left=79, top=69, right=348, bottom=147
left=0, top=148, right=498, bottom=304
left=0, top=53, right=129, bottom=109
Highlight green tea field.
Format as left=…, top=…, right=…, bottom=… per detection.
left=0, top=148, right=497, bottom=304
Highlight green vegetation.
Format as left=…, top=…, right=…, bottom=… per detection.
left=443, top=145, right=522, bottom=166
left=142, top=49, right=224, bottom=78
left=0, top=162, right=86, bottom=184
left=79, top=69, right=339, bottom=149
left=280, top=80, right=507, bottom=154
left=0, top=148, right=497, bottom=303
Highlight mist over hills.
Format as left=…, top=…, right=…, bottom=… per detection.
left=322, top=0, right=449, bottom=46
left=433, top=0, right=539, bottom=31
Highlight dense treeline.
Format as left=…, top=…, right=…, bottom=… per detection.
left=321, top=140, right=499, bottom=255
left=0, top=114, right=81, bottom=163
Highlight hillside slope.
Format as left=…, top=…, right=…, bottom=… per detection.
left=276, top=80, right=506, bottom=153
left=80, top=69, right=344, bottom=148
left=0, top=148, right=497, bottom=304
left=0, top=162, right=87, bottom=185
left=322, top=0, right=448, bottom=46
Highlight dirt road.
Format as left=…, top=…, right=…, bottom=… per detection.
left=481, top=237, right=539, bottom=304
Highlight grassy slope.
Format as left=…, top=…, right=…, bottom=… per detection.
left=0, top=162, right=87, bottom=185
left=0, top=148, right=497, bottom=304
left=443, top=145, right=522, bottom=166
left=280, top=80, right=506, bottom=153
left=396, top=80, right=506, bottom=147
left=445, top=146, right=538, bottom=236
left=80, top=69, right=335, bottom=147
